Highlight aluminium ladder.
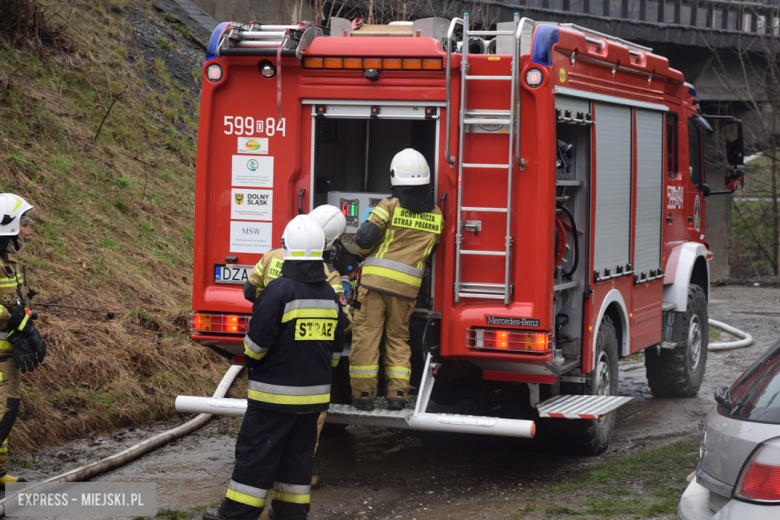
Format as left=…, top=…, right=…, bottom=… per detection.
left=453, top=13, right=521, bottom=305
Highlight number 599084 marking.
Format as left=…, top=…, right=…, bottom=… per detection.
left=224, top=116, right=286, bottom=137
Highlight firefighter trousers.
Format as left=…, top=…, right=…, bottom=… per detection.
left=0, top=357, right=21, bottom=478
left=349, top=287, right=415, bottom=401
left=219, top=406, right=318, bottom=520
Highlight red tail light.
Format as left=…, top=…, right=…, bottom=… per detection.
left=484, top=330, right=509, bottom=349
left=192, top=312, right=249, bottom=334
left=736, top=439, right=780, bottom=503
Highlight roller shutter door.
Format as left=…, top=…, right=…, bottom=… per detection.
left=633, top=109, right=663, bottom=278
left=593, top=103, right=632, bottom=276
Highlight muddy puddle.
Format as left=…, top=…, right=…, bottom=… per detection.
left=3, top=286, right=778, bottom=519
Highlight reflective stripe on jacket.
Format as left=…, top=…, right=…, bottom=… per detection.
left=248, top=248, right=352, bottom=332
left=243, top=269, right=347, bottom=413
left=359, top=198, right=442, bottom=299
left=0, top=251, right=24, bottom=352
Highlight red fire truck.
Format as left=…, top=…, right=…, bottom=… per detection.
left=181, top=14, right=745, bottom=453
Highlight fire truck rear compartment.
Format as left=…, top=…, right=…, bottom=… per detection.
left=312, top=115, right=438, bottom=308
left=312, top=117, right=436, bottom=201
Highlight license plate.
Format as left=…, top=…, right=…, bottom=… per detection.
left=214, top=264, right=253, bottom=285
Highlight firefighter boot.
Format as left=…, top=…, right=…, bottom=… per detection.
left=203, top=508, right=238, bottom=520
left=349, top=288, right=385, bottom=402
left=352, top=398, right=375, bottom=411
left=386, top=398, right=406, bottom=411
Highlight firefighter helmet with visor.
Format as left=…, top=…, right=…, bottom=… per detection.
left=309, top=204, right=347, bottom=251
left=390, top=148, right=430, bottom=187
left=282, top=215, right=325, bottom=260
left=0, top=193, right=34, bottom=237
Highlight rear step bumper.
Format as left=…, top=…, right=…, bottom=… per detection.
left=176, top=353, right=536, bottom=438
left=537, top=395, right=632, bottom=419
left=175, top=397, right=535, bottom=438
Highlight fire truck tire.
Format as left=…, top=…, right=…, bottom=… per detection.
left=547, top=315, right=618, bottom=456
left=645, top=285, right=708, bottom=398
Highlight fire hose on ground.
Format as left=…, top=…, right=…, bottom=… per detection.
left=708, top=319, right=753, bottom=351
left=0, top=365, right=244, bottom=517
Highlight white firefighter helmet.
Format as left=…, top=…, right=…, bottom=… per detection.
left=282, top=214, right=325, bottom=260
left=390, top=148, right=430, bottom=186
left=0, top=194, right=34, bottom=237
left=309, top=204, right=347, bottom=251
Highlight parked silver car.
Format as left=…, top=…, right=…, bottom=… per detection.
left=679, top=339, right=780, bottom=519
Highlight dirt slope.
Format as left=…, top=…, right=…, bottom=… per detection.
left=0, top=0, right=244, bottom=452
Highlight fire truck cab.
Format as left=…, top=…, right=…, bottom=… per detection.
left=184, top=14, right=745, bottom=453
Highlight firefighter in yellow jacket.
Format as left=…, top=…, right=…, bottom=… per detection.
left=0, top=194, right=47, bottom=485
left=349, top=149, right=442, bottom=411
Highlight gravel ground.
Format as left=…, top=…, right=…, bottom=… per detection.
left=4, top=285, right=778, bottom=520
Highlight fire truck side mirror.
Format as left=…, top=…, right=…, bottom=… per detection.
left=692, top=113, right=714, bottom=136
left=726, top=169, right=745, bottom=192
left=724, top=119, right=744, bottom=167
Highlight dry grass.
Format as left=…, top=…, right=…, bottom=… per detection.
left=0, top=0, right=241, bottom=452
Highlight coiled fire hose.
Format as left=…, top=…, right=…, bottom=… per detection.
left=0, top=364, right=244, bottom=517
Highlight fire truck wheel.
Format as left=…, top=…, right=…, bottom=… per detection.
left=645, top=285, right=708, bottom=398
left=546, top=315, right=618, bottom=456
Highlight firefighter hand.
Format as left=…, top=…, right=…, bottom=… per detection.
left=8, top=331, right=38, bottom=373
left=6, top=306, right=32, bottom=334
left=27, top=327, right=46, bottom=363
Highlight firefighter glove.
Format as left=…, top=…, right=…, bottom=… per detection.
left=8, top=331, right=38, bottom=373
left=6, top=306, right=34, bottom=336
left=27, top=327, right=46, bottom=363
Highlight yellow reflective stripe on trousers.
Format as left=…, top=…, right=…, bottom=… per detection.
left=0, top=438, right=7, bottom=453
left=385, top=366, right=411, bottom=380
left=248, top=381, right=330, bottom=405
left=350, top=365, right=379, bottom=378
left=372, top=206, right=390, bottom=222
left=226, top=480, right=268, bottom=508
left=273, top=483, right=311, bottom=504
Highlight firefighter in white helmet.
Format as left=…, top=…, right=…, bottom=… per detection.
left=206, top=215, right=348, bottom=520
left=349, top=149, right=443, bottom=411
left=0, top=194, right=47, bottom=485
left=243, top=205, right=351, bottom=488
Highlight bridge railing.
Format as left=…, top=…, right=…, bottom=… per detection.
left=533, top=0, right=779, bottom=34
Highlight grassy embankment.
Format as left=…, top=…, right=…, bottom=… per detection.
left=0, top=0, right=243, bottom=452
left=514, top=438, right=699, bottom=519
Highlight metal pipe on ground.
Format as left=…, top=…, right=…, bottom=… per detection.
left=0, top=365, right=245, bottom=517
left=708, top=319, right=754, bottom=351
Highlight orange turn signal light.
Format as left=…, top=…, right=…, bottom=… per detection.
left=302, top=57, right=442, bottom=71
left=535, top=333, right=550, bottom=352
left=303, top=57, right=323, bottom=68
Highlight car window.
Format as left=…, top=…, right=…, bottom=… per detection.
left=722, top=341, right=780, bottom=424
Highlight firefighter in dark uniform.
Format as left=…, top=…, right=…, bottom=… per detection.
left=0, top=193, right=46, bottom=485
left=205, top=215, right=348, bottom=520
left=242, top=205, right=352, bottom=489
